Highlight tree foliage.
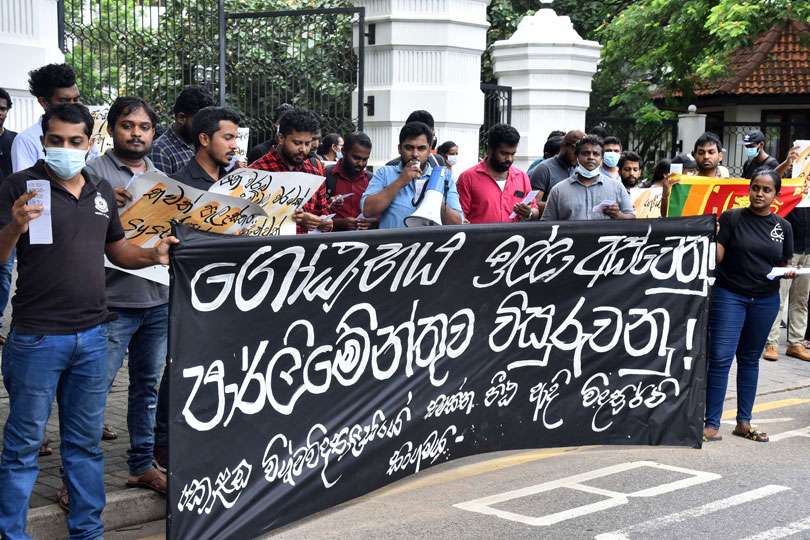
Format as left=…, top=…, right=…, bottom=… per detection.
left=63, top=0, right=357, bottom=139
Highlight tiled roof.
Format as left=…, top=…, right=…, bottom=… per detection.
left=693, top=19, right=810, bottom=96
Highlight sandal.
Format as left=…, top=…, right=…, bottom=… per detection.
left=732, top=427, right=769, bottom=442
left=102, top=424, right=118, bottom=441
left=38, top=436, right=53, bottom=457
left=126, top=466, right=167, bottom=495
left=57, top=485, right=69, bottom=512
left=703, top=427, right=723, bottom=442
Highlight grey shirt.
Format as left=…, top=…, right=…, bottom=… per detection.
left=85, top=150, right=169, bottom=309
left=542, top=173, right=635, bottom=221
left=530, top=155, right=574, bottom=199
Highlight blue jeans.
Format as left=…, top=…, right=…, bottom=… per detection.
left=106, top=305, right=168, bottom=476
left=705, top=286, right=780, bottom=430
left=0, top=249, right=15, bottom=329
left=0, top=324, right=108, bottom=540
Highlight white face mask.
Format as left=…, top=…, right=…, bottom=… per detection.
left=576, top=164, right=601, bottom=179
left=446, top=155, right=458, bottom=166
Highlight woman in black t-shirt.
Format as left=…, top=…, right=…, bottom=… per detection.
left=704, top=171, right=796, bottom=443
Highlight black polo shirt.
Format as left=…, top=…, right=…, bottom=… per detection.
left=0, top=160, right=124, bottom=334
left=172, top=157, right=227, bottom=190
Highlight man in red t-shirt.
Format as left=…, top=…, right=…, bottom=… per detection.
left=456, top=123, right=537, bottom=224
left=249, top=108, right=332, bottom=233
left=326, top=132, right=375, bottom=231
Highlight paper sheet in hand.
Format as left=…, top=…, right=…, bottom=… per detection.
left=767, top=267, right=810, bottom=280
left=25, top=180, right=52, bottom=244
left=235, top=128, right=250, bottom=161
left=592, top=199, right=615, bottom=213
left=508, top=190, right=539, bottom=218
left=208, top=168, right=325, bottom=236
left=105, top=257, right=169, bottom=286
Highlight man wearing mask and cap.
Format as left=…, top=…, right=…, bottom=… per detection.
left=741, top=130, right=780, bottom=180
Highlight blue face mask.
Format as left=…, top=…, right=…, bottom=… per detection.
left=745, top=146, right=759, bottom=159
left=336, top=151, right=343, bottom=160
left=603, top=151, right=621, bottom=168
left=44, top=147, right=87, bottom=179
left=576, top=164, right=601, bottom=179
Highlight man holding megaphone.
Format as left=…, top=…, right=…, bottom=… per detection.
left=361, top=122, right=463, bottom=229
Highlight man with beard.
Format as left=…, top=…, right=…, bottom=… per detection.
left=326, top=131, right=374, bottom=231
left=694, top=132, right=728, bottom=178
left=84, top=96, right=168, bottom=495
left=457, top=123, right=537, bottom=224
left=362, top=121, right=462, bottom=229
left=149, top=85, right=214, bottom=175
left=542, top=135, right=635, bottom=221
left=173, top=106, right=240, bottom=189
left=250, top=108, right=333, bottom=233
left=618, top=151, right=643, bottom=191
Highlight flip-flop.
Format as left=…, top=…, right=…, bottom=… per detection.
left=57, top=485, right=69, bottom=512
left=38, top=436, right=53, bottom=457
left=732, top=428, right=769, bottom=442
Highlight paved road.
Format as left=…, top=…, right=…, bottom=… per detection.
left=109, top=359, right=810, bottom=540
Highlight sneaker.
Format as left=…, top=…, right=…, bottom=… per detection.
left=762, top=344, right=779, bottom=361
left=786, top=344, right=810, bottom=362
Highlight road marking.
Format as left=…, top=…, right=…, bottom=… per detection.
left=454, top=461, right=720, bottom=527
left=721, top=417, right=793, bottom=425
left=769, top=426, right=810, bottom=442
left=594, top=485, right=791, bottom=540
left=721, top=398, right=810, bottom=420
left=739, top=516, right=810, bottom=539
left=370, top=446, right=584, bottom=499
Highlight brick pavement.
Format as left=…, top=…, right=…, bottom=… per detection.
left=0, top=364, right=137, bottom=508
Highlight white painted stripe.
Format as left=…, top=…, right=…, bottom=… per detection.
left=720, top=418, right=794, bottom=425
left=770, top=426, right=810, bottom=442
left=739, top=516, right=810, bottom=539
left=595, top=485, right=791, bottom=540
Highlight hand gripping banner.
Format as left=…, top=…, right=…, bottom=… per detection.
left=168, top=217, right=714, bottom=539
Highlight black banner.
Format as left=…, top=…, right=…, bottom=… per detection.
left=168, top=217, right=714, bottom=539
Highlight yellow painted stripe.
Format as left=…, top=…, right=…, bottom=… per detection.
left=722, top=398, right=810, bottom=420
left=369, top=446, right=586, bottom=499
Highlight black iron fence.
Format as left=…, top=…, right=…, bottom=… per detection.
left=222, top=7, right=364, bottom=149
left=58, top=1, right=365, bottom=141
left=707, top=119, right=810, bottom=177
left=479, top=83, right=512, bottom=156
left=586, top=116, right=679, bottom=172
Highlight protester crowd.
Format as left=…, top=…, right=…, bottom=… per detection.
left=0, top=62, right=807, bottom=539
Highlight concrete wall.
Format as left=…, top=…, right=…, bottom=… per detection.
left=0, top=0, right=64, bottom=131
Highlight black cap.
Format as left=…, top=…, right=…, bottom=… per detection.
left=742, top=130, right=765, bottom=145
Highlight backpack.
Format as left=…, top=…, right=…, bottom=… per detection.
left=324, top=164, right=339, bottom=198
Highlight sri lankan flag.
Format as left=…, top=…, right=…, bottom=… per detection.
left=667, top=176, right=807, bottom=218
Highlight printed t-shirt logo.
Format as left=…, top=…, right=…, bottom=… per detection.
left=94, top=193, right=109, bottom=217
left=770, top=222, right=784, bottom=242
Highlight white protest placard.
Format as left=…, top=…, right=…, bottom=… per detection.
left=88, top=105, right=114, bottom=155
left=236, top=128, right=250, bottom=161
left=630, top=186, right=664, bottom=218
left=208, top=168, right=325, bottom=236
left=767, top=267, right=810, bottom=280
left=25, top=180, right=52, bottom=244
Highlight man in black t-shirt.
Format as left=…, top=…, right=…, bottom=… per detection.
left=741, top=130, right=780, bottom=180
left=0, top=104, right=178, bottom=539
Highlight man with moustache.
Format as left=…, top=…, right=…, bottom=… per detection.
left=84, top=96, right=169, bottom=496
left=542, top=135, right=635, bottom=221
left=530, top=129, right=585, bottom=214
left=362, top=121, right=463, bottom=229
left=250, top=108, right=333, bottom=233
left=456, top=123, right=537, bottom=224
left=618, top=151, right=644, bottom=191
left=326, top=132, right=374, bottom=231
left=173, top=106, right=241, bottom=189
left=694, top=132, right=729, bottom=178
